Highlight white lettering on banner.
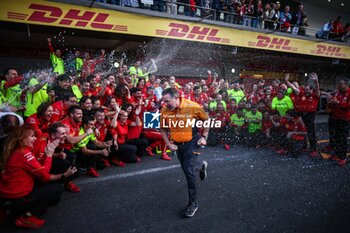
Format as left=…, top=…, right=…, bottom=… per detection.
left=161, top=118, right=222, bottom=128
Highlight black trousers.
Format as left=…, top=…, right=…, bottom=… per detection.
left=50, top=150, right=78, bottom=182
left=301, top=112, right=317, bottom=151
left=333, top=119, right=349, bottom=159
left=76, top=143, right=105, bottom=170
left=175, top=135, right=202, bottom=205
left=1, top=183, right=63, bottom=217
left=127, top=138, right=148, bottom=157
left=328, top=117, right=336, bottom=149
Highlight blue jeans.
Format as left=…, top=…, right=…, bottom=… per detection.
left=176, top=135, right=202, bottom=205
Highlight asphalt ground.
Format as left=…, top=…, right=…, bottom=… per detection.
left=1, top=123, right=350, bottom=233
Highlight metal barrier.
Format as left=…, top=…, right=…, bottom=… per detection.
left=88, top=0, right=348, bottom=43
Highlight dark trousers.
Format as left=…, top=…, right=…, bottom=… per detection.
left=301, top=112, right=317, bottom=151
left=1, top=183, right=63, bottom=217
left=50, top=150, right=78, bottom=182
left=333, top=119, right=349, bottom=159
left=76, top=143, right=105, bottom=170
left=113, top=138, right=148, bottom=163
left=127, top=138, right=148, bottom=157
left=328, top=117, right=336, bottom=149
left=176, top=135, right=202, bottom=205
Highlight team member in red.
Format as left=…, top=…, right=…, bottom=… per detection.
left=99, top=74, right=116, bottom=105
left=25, top=102, right=54, bottom=140
left=60, top=106, right=93, bottom=152
left=86, top=75, right=102, bottom=97
left=278, top=110, right=307, bottom=157
left=32, top=122, right=81, bottom=193
left=94, top=108, right=123, bottom=167
left=287, top=73, right=320, bottom=157
left=143, top=86, right=158, bottom=112
left=191, top=86, right=208, bottom=106
left=0, top=125, right=76, bottom=229
left=327, top=79, right=350, bottom=166
left=115, top=107, right=148, bottom=163
left=51, top=93, right=77, bottom=122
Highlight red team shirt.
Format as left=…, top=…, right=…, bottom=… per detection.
left=0, top=147, right=52, bottom=199
left=51, top=100, right=69, bottom=122
left=329, top=88, right=350, bottom=121
left=25, top=114, right=52, bottom=139
left=60, top=117, right=81, bottom=150
left=293, top=88, right=319, bottom=113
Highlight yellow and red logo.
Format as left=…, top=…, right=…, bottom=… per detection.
left=156, top=23, right=230, bottom=44
left=248, top=35, right=298, bottom=52
left=310, top=45, right=346, bottom=58
left=6, top=3, right=128, bottom=32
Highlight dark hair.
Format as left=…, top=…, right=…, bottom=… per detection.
left=57, top=74, right=71, bottom=82
left=82, top=114, right=95, bottom=125
left=1, top=114, right=20, bottom=134
left=193, top=86, right=201, bottom=91
left=122, top=103, right=133, bottom=111
left=62, top=93, right=75, bottom=102
left=160, top=79, right=168, bottom=85
left=68, top=106, right=82, bottom=115
left=37, top=102, right=52, bottom=119
left=48, top=122, right=66, bottom=135
left=91, top=96, right=100, bottom=104
left=130, top=87, right=141, bottom=95
left=3, top=68, right=17, bottom=76
left=105, top=96, right=116, bottom=108
left=162, top=88, right=179, bottom=98
left=86, top=75, right=96, bottom=82
left=79, top=96, right=92, bottom=106
left=94, top=108, right=105, bottom=115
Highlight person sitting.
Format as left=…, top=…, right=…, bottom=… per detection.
left=114, top=107, right=148, bottom=163
left=71, top=115, right=111, bottom=177
left=276, top=110, right=307, bottom=157
left=0, top=125, right=76, bottom=229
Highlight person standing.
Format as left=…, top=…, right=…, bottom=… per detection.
left=160, top=88, right=209, bottom=218
left=327, top=79, right=350, bottom=166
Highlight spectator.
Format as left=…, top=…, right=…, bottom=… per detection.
left=330, top=16, right=344, bottom=40
left=292, top=3, right=308, bottom=35
left=252, top=0, right=263, bottom=28
left=316, top=20, right=333, bottom=39
left=279, top=5, right=292, bottom=32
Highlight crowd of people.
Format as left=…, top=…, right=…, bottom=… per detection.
left=0, top=37, right=349, bottom=229
left=316, top=16, right=350, bottom=42
left=96, top=0, right=309, bottom=35
left=93, top=0, right=350, bottom=41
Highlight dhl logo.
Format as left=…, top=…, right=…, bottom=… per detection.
left=156, top=23, right=230, bottom=43
left=311, top=45, right=346, bottom=58
left=6, top=3, right=128, bottom=32
left=248, top=35, right=298, bottom=52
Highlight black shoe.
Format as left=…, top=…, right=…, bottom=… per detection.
left=184, top=203, right=198, bottom=218
left=199, top=161, right=208, bottom=181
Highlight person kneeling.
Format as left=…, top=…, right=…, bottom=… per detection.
left=72, top=115, right=111, bottom=177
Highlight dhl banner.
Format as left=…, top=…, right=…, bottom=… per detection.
left=0, top=0, right=349, bottom=59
